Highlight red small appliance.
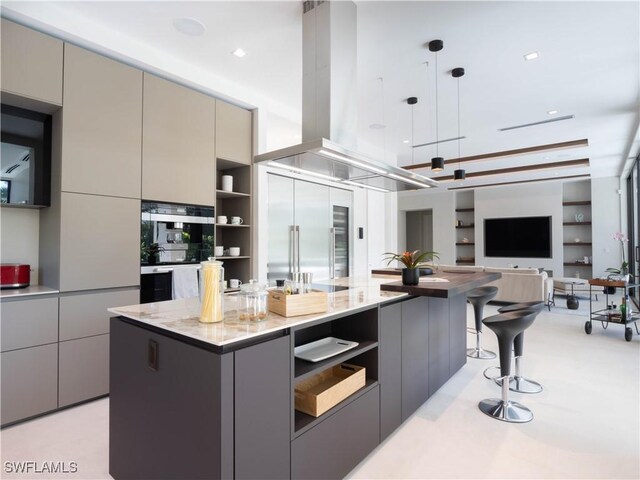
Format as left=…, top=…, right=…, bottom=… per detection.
left=1, top=264, right=30, bottom=289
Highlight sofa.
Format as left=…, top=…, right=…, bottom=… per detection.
left=421, top=264, right=553, bottom=305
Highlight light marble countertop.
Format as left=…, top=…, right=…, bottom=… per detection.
left=0, top=285, right=59, bottom=300
left=109, top=276, right=407, bottom=348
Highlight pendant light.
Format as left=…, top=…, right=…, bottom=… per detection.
left=452, top=67, right=466, bottom=181
left=429, top=40, right=444, bottom=172
left=407, top=97, right=418, bottom=165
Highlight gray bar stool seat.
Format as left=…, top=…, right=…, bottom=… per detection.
left=478, top=309, right=538, bottom=423
left=466, top=286, right=499, bottom=359
left=495, top=301, right=544, bottom=394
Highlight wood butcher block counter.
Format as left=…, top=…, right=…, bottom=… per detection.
left=109, top=273, right=498, bottom=480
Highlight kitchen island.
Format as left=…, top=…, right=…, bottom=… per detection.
left=109, top=272, right=499, bottom=480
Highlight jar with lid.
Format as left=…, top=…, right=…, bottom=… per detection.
left=199, top=258, right=224, bottom=323
left=239, top=279, right=268, bottom=322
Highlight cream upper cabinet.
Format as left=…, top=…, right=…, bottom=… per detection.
left=0, top=19, right=63, bottom=105
left=215, top=100, right=252, bottom=165
left=142, top=74, right=216, bottom=206
left=62, top=45, right=143, bottom=199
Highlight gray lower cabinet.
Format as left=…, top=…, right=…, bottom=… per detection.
left=291, top=386, right=380, bottom=480
left=58, top=334, right=109, bottom=407
left=449, top=294, right=468, bottom=375
left=1, top=343, right=58, bottom=426
left=110, top=318, right=234, bottom=480
left=234, top=335, right=290, bottom=480
left=401, top=297, right=429, bottom=421
left=428, top=297, right=450, bottom=397
left=0, top=296, right=58, bottom=352
left=59, top=288, right=139, bottom=341
left=380, top=302, right=402, bottom=440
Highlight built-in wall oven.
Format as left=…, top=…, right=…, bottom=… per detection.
left=140, top=201, right=215, bottom=303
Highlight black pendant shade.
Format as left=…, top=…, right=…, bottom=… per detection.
left=454, top=169, right=466, bottom=180
left=431, top=157, right=445, bottom=172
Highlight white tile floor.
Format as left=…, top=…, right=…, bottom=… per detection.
left=1, top=298, right=638, bottom=479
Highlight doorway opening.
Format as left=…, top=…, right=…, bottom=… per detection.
left=405, top=209, right=433, bottom=253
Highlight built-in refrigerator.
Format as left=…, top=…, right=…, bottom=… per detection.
left=267, top=174, right=352, bottom=282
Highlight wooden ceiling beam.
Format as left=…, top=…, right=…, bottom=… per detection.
left=432, top=158, right=589, bottom=181
left=447, top=173, right=590, bottom=190
left=403, top=138, right=589, bottom=171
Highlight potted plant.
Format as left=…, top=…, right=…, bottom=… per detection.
left=383, top=250, right=439, bottom=285
left=141, top=242, right=164, bottom=265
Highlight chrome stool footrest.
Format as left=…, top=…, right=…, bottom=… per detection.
left=495, top=375, right=543, bottom=394
left=467, top=347, right=496, bottom=359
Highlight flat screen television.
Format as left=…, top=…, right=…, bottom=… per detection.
left=484, top=216, right=552, bottom=258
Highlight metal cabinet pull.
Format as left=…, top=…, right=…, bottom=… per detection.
left=148, top=340, right=159, bottom=371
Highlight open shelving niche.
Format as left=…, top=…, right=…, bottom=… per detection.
left=290, top=306, right=379, bottom=439
left=455, top=190, right=475, bottom=265
left=215, top=158, right=252, bottom=285
left=562, top=180, right=592, bottom=278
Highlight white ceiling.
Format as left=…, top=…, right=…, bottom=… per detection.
left=3, top=1, right=639, bottom=190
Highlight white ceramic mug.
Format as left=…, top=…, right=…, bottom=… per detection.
left=221, top=175, right=233, bottom=192
left=229, top=247, right=240, bottom=257
left=217, top=216, right=228, bottom=224
left=231, top=216, right=243, bottom=225
left=214, top=246, right=224, bottom=257
left=584, top=256, right=590, bottom=264
left=229, top=279, right=242, bottom=288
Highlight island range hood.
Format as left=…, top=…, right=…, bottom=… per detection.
left=254, top=0, right=438, bottom=192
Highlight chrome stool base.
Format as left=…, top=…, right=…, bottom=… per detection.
left=495, top=375, right=543, bottom=394
left=478, top=398, right=534, bottom=423
left=467, top=347, right=496, bottom=359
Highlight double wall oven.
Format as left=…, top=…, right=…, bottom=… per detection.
left=140, top=201, right=214, bottom=303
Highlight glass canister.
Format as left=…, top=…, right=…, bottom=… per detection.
left=239, top=279, right=268, bottom=322
left=200, top=258, right=224, bottom=323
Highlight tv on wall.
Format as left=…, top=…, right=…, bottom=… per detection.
left=484, top=216, right=552, bottom=258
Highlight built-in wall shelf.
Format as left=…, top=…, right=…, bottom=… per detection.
left=564, top=262, right=593, bottom=267
left=455, top=208, right=475, bottom=212
left=563, top=222, right=592, bottom=226
left=215, top=256, right=251, bottom=260
left=563, top=201, right=592, bottom=206
left=456, top=242, right=475, bottom=246
left=455, top=224, right=475, bottom=229
left=216, top=224, right=251, bottom=228
left=215, top=189, right=250, bottom=199
left=562, top=181, right=592, bottom=278
left=563, top=242, right=592, bottom=246
left=456, top=259, right=475, bottom=264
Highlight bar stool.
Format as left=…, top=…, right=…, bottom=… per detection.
left=466, top=286, right=499, bottom=359
left=495, top=301, right=544, bottom=393
left=478, top=309, right=538, bottom=423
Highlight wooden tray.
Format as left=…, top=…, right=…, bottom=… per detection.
left=268, top=289, right=328, bottom=317
left=294, top=363, right=366, bottom=417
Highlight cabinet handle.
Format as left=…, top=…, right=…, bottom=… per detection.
left=148, top=340, right=159, bottom=371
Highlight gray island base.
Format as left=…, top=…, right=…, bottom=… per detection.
left=109, top=273, right=499, bottom=479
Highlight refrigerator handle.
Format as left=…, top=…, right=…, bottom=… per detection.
left=290, top=225, right=296, bottom=277
left=330, top=227, right=336, bottom=279
left=296, top=225, right=301, bottom=274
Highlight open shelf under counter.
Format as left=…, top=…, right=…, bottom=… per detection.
left=293, top=379, right=378, bottom=438
left=294, top=340, right=378, bottom=381
left=215, top=256, right=251, bottom=260
left=216, top=224, right=251, bottom=228
left=215, top=189, right=250, bottom=199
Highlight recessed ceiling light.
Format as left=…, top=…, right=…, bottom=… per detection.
left=524, top=51, right=540, bottom=61
left=232, top=48, right=247, bottom=58
left=403, top=140, right=410, bottom=144
left=547, top=110, right=558, bottom=115
left=173, top=17, right=206, bottom=36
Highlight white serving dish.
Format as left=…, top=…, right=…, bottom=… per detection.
left=294, top=337, right=359, bottom=363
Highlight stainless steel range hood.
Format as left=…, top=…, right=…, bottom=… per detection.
left=254, top=0, right=438, bottom=192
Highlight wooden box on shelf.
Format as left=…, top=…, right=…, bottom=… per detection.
left=268, top=289, right=328, bottom=317
left=295, top=363, right=366, bottom=417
